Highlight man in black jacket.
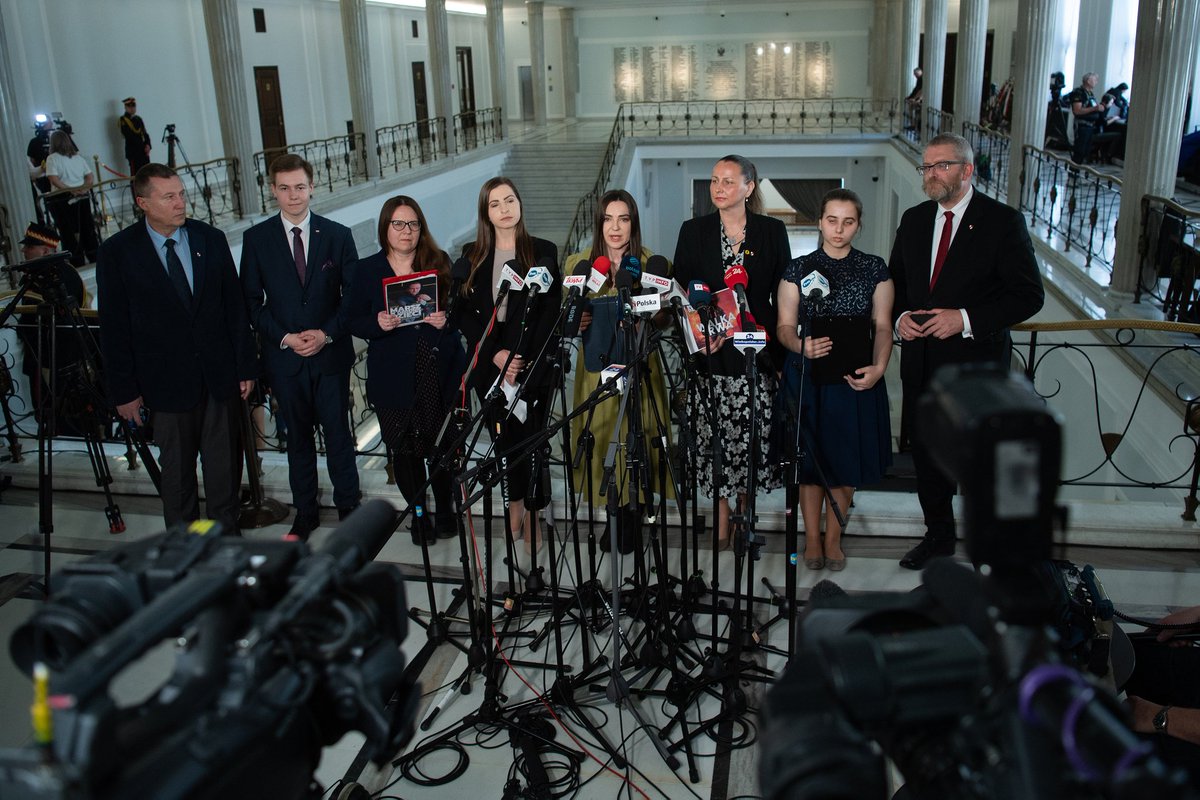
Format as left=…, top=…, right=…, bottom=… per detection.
left=118, top=97, right=152, bottom=175
left=98, top=163, right=256, bottom=533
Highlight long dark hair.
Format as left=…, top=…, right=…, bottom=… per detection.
left=717, top=154, right=763, bottom=215
left=377, top=195, right=451, bottom=306
left=463, top=177, right=536, bottom=294
left=587, top=189, right=642, bottom=264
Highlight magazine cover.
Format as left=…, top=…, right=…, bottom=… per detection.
left=681, top=287, right=740, bottom=354
left=382, top=269, right=438, bottom=327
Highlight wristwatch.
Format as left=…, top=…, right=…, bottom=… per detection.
left=324, top=332, right=333, bottom=345
left=1154, top=705, right=1172, bottom=735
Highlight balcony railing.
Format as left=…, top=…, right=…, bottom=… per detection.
left=618, top=98, right=900, bottom=138
left=1020, top=145, right=1121, bottom=276
left=375, top=118, right=449, bottom=176
left=1136, top=195, right=1200, bottom=318
left=961, top=121, right=1011, bottom=202
left=925, top=106, right=955, bottom=140
left=564, top=112, right=626, bottom=256
left=253, top=133, right=368, bottom=214
left=452, top=107, right=502, bottom=154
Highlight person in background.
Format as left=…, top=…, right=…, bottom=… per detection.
left=118, top=97, right=152, bottom=176
left=1069, top=72, right=1109, bottom=164
left=43, top=129, right=98, bottom=267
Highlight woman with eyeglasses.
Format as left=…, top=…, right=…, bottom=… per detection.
left=457, top=177, right=560, bottom=551
left=673, top=154, right=791, bottom=551
left=346, top=195, right=466, bottom=545
left=775, top=188, right=893, bottom=572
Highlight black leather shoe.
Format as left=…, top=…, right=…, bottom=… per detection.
left=337, top=503, right=360, bottom=522
left=410, top=514, right=436, bottom=546
left=899, top=539, right=955, bottom=570
left=434, top=512, right=458, bottom=539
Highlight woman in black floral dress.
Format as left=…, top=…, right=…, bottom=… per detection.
left=776, top=188, right=894, bottom=571
left=674, top=155, right=791, bottom=549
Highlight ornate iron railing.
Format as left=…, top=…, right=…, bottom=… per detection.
left=925, top=106, right=955, bottom=140
left=453, top=107, right=502, bottom=154
left=962, top=120, right=1011, bottom=202
left=564, top=112, right=626, bottom=256
left=902, top=99, right=923, bottom=144
left=617, top=98, right=900, bottom=138
left=1135, top=195, right=1200, bottom=318
left=254, top=133, right=368, bottom=214
left=1020, top=145, right=1121, bottom=275
left=1012, top=319, right=1200, bottom=519
left=375, top=118, right=449, bottom=176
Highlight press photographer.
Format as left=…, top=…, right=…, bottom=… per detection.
left=0, top=499, right=417, bottom=800
left=758, top=364, right=1196, bottom=800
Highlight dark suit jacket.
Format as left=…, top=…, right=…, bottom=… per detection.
left=456, top=237, right=561, bottom=395
left=240, top=212, right=358, bottom=377
left=888, top=189, right=1045, bottom=387
left=673, top=211, right=791, bottom=375
left=97, top=219, right=256, bottom=412
left=345, top=250, right=466, bottom=409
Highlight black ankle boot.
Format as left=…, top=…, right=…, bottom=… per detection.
left=435, top=511, right=458, bottom=539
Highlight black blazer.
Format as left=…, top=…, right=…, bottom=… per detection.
left=240, top=212, right=358, bottom=377
left=673, top=211, right=791, bottom=375
left=456, top=237, right=561, bottom=396
left=345, top=250, right=467, bottom=410
left=888, top=189, right=1045, bottom=387
left=97, top=219, right=256, bottom=411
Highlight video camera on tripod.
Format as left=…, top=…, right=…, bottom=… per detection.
left=759, top=364, right=1196, bottom=800
left=0, top=499, right=417, bottom=800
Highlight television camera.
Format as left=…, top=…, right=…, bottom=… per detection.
left=0, top=499, right=416, bottom=800
left=759, top=364, right=1196, bottom=800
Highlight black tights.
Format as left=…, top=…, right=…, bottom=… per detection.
left=392, top=450, right=455, bottom=518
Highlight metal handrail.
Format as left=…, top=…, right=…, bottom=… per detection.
left=253, top=133, right=368, bottom=213
left=375, top=118, right=449, bottom=176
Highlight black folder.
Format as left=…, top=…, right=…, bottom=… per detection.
left=809, top=316, right=873, bottom=385
left=582, top=296, right=623, bottom=372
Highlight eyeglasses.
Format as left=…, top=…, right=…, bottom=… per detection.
left=388, top=220, right=421, bottom=231
left=916, top=160, right=967, bottom=175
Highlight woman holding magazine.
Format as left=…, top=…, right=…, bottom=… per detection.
left=565, top=189, right=673, bottom=509
left=775, top=188, right=894, bottom=571
left=673, top=155, right=790, bottom=550
left=346, top=195, right=465, bottom=545
left=456, top=177, right=560, bottom=552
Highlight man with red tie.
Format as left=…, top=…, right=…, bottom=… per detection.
left=889, top=133, right=1045, bottom=570
left=241, top=154, right=360, bottom=540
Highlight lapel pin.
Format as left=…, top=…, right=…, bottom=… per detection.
left=968, top=224, right=974, bottom=231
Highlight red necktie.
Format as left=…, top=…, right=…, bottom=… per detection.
left=929, top=210, right=953, bottom=291
left=292, top=226, right=307, bottom=285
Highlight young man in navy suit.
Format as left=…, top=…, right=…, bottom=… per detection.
left=98, top=164, right=256, bottom=533
left=889, top=133, right=1045, bottom=570
left=241, top=154, right=360, bottom=540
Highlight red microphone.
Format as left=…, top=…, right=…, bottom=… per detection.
left=723, top=264, right=752, bottom=331
left=587, top=256, right=612, bottom=294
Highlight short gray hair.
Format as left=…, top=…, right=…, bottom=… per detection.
left=926, top=132, right=974, bottom=166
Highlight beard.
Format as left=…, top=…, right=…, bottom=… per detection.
left=923, top=176, right=960, bottom=204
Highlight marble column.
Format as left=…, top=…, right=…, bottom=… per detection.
left=425, top=0, right=454, bottom=149
left=486, top=0, right=506, bottom=121
left=560, top=8, right=578, bottom=119
left=0, top=5, right=37, bottom=253
left=202, top=0, right=255, bottom=216
left=527, top=1, right=547, bottom=127
left=1007, top=0, right=1061, bottom=204
left=1111, top=0, right=1200, bottom=294
left=954, top=0, right=988, bottom=127
left=341, top=0, right=379, bottom=176
left=899, top=0, right=921, bottom=101
left=1074, top=0, right=1116, bottom=87
left=922, top=0, right=948, bottom=114
left=887, top=0, right=904, bottom=103
left=871, top=0, right=888, bottom=100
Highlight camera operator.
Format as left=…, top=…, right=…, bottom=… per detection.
left=26, top=117, right=53, bottom=221
left=1124, top=605, right=1200, bottom=785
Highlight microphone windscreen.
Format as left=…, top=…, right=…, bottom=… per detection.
left=571, top=259, right=591, bottom=278
left=724, top=263, right=749, bottom=291
left=809, top=578, right=848, bottom=606
left=592, top=256, right=612, bottom=276
left=614, top=269, right=635, bottom=292
left=620, top=253, right=642, bottom=282
left=921, top=558, right=992, bottom=638
left=687, top=281, right=711, bottom=306
left=644, top=254, right=670, bottom=276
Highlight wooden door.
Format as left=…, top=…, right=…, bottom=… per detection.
left=254, top=66, right=287, bottom=153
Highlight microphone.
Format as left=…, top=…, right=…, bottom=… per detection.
left=496, top=258, right=525, bottom=299
left=723, top=263, right=751, bottom=323
left=799, top=265, right=831, bottom=300
left=640, top=254, right=673, bottom=294
left=443, top=256, right=472, bottom=319
left=620, top=253, right=642, bottom=285
left=562, top=260, right=591, bottom=338
left=587, top=255, right=612, bottom=294
left=687, top=281, right=712, bottom=307
left=614, top=269, right=635, bottom=322
left=809, top=578, right=848, bottom=606
left=525, top=264, right=554, bottom=295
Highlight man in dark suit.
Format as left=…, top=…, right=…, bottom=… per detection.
left=890, top=133, right=1045, bottom=570
left=98, top=163, right=256, bottom=533
left=241, top=154, right=360, bottom=540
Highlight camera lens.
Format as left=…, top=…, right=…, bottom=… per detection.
left=10, top=572, right=141, bottom=673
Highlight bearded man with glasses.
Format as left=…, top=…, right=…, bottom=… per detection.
left=889, top=133, right=1045, bottom=570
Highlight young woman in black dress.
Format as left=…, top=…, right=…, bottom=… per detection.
left=456, top=177, right=560, bottom=551
left=346, top=196, right=466, bottom=544
left=776, top=188, right=894, bottom=571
